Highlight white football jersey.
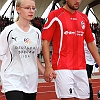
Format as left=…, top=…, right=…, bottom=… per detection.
left=0, top=23, right=41, bottom=93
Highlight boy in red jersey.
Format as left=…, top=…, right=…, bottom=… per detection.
left=42, top=0, right=100, bottom=100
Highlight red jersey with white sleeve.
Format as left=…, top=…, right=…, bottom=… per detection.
left=42, top=7, right=94, bottom=70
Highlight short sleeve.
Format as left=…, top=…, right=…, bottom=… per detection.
left=0, top=28, right=8, bottom=59
left=42, top=11, right=56, bottom=41
left=84, top=15, right=94, bottom=43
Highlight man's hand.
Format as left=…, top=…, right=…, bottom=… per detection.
left=44, top=67, right=56, bottom=82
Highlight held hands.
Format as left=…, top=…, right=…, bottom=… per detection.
left=44, top=67, right=56, bottom=82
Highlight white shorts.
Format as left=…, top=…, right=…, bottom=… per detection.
left=54, top=70, right=89, bottom=99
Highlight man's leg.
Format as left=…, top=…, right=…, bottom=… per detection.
left=86, top=64, right=94, bottom=100
left=89, top=83, right=93, bottom=100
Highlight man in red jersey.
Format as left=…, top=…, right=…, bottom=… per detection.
left=42, top=0, right=100, bottom=100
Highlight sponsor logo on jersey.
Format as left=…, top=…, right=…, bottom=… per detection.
left=24, top=38, right=31, bottom=44
left=64, top=31, right=84, bottom=36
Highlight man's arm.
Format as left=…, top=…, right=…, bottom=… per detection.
left=42, top=40, right=56, bottom=82
left=87, top=41, right=100, bottom=68
left=42, top=40, right=51, bottom=68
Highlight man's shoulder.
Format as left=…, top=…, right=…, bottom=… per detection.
left=50, top=7, right=65, bottom=17
left=77, top=10, right=87, bottom=17
left=76, top=10, right=89, bottom=21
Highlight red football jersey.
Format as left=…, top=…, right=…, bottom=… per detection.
left=42, top=7, right=94, bottom=70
